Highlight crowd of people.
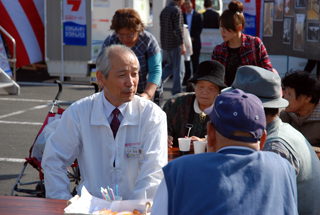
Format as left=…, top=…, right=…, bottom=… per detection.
left=41, top=1, right=320, bottom=214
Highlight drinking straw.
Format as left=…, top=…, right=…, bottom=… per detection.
left=91, top=205, right=99, bottom=213
left=116, top=184, right=118, bottom=199
left=109, top=188, right=115, bottom=200
left=107, top=186, right=112, bottom=200
left=100, top=190, right=107, bottom=200
left=104, top=189, right=111, bottom=201
left=101, top=187, right=110, bottom=201
left=104, top=188, right=111, bottom=200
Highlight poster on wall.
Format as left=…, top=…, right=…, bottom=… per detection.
left=293, top=14, right=306, bottom=50
left=283, top=18, right=292, bottom=43
left=284, top=0, right=295, bottom=16
left=295, top=0, right=307, bottom=8
left=63, top=0, right=87, bottom=46
left=307, top=0, right=319, bottom=20
left=274, top=0, right=284, bottom=20
left=263, top=2, right=274, bottom=36
left=307, top=22, right=319, bottom=41
left=240, top=0, right=256, bottom=36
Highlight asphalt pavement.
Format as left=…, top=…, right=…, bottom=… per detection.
left=0, top=66, right=174, bottom=198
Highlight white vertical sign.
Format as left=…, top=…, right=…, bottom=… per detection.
left=63, top=0, right=87, bottom=46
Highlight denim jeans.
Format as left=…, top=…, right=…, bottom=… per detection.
left=161, top=46, right=185, bottom=95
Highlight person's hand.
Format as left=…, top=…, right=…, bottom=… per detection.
left=168, top=135, right=174, bottom=148
left=187, top=136, right=205, bottom=143
left=180, top=44, right=186, bottom=55
left=139, top=93, right=152, bottom=100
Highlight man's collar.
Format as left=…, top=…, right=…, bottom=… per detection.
left=266, top=116, right=280, bottom=131
left=102, top=93, right=128, bottom=117
left=217, top=146, right=256, bottom=153
left=186, top=9, right=194, bottom=15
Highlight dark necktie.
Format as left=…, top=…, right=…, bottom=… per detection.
left=111, top=108, right=120, bottom=138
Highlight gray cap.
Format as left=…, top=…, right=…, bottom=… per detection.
left=222, top=66, right=288, bottom=108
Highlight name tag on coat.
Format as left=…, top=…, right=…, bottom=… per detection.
left=125, top=143, right=143, bottom=159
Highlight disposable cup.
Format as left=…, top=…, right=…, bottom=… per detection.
left=107, top=196, right=122, bottom=202
left=178, top=138, right=191, bottom=156
left=194, top=141, right=207, bottom=154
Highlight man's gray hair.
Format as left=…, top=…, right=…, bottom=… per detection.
left=96, top=44, right=139, bottom=79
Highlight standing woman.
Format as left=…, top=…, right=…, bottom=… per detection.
left=212, top=0, right=273, bottom=86
left=102, top=8, right=162, bottom=105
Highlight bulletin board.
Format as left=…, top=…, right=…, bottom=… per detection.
left=262, top=0, right=320, bottom=61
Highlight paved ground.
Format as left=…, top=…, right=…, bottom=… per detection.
left=0, top=65, right=176, bottom=198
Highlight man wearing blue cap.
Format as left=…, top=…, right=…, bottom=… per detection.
left=223, top=66, right=320, bottom=215
left=151, top=89, right=298, bottom=215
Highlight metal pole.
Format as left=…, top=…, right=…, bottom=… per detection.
left=287, top=55, right=289, bottom=73
left=12, top=38, right=16, bottom=81
left=0, top=25, right=16, bottom=81
left=44, top=0, right=47, bottom=62
left=60, top=0, right=64, bottom=82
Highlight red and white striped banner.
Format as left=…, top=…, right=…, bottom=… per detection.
left=0, top=0, right=44, bottom=68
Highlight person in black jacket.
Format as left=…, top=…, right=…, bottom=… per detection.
left=203, top=0, right=220, bottom=29
left=183, top=0, right=203, bottom=85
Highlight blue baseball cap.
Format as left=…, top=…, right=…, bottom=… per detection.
left=204, top=89, right=266, bottom=143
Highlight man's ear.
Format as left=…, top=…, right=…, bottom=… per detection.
left=259, top=130, right=267, bottom=150
left=96, top=70, right=105, bottom=87
left=304, top=95, right=312, bottom=104
left=207, top=122, right=217, bottom=152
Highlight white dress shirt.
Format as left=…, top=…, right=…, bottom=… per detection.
left=185, top=9, right=194, bottom=33
left=42, top=92, right=168, bottom=200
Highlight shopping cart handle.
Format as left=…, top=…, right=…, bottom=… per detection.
left=53, top=80, right=62, bottom=101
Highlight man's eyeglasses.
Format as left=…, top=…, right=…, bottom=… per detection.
left=117, top=32, right=137, bottom=39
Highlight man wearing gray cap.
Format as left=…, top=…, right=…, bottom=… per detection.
left=151, top=89, right=298, bottom=215
left=223, top=65, right=320, bottom=215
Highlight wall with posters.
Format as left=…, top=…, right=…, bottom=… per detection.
left=262, top=0, right=320, bottom=61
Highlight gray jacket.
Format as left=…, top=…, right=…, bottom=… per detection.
left=266, top=118, right=320, bottom=215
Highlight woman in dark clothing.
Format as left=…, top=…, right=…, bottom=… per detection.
left=163, top=60, right=227, bottom=148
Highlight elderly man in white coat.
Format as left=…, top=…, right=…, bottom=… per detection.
left=42, top=44, right=168, bottom=200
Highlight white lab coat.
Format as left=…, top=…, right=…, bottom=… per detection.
left=42, top=92, right=168, bottom=200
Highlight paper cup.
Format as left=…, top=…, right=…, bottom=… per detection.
left=178, top=138, right=191, bottom=152
left=194, top=141, right=207, bottom=154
